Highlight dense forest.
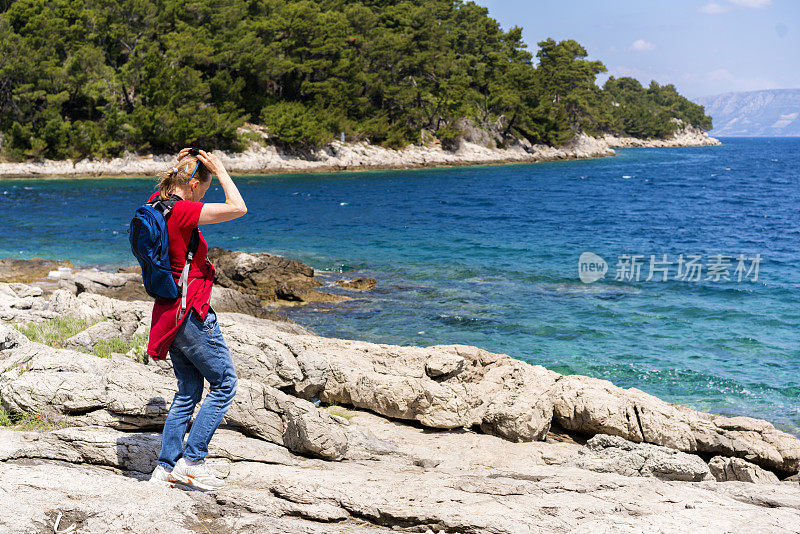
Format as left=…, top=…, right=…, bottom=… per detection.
left=0, top=0, right=712, bottom=162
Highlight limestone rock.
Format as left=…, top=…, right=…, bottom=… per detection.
left=3, top=279, right=800, bottom=486
left=0, top=283, right=48, bottom=319
left=709, top=455, right=780, bottom=484
left=4, top=405, right=800, bottom=534
left=552, top=375, right=661, bottom=444
left=0, top=124, right=619, bottom=179
left=570, top=433, right=712, bottom=482
left=0, top=344, right=173, bottom=424
left=0, top=337, right=348, bottom=459
left=210, top=285, right=284, bottom=319
left=31, top=289, right=151, bottom=324
left=64, top=320, right=125, bottom=350
left=334, top=277, right=377, bottom=291
left=5, top=276, right=800, bottom=531
left=219, top=319, right=310, bottom=390
left=182, top=316, right=558, bottom=442
left=2, top=283, right=43, bottom=298
left=71, top=269, right=149, bottom=301
left=0, top=322, right=28, bottom=351
left=228, top=380, right=349, bottom=460
left=424, top=352, right=464, bottom=378
left=550, top=374, right=800, bottom=474
left=0, top=257, right=73, bottom=284
left=0, top=426, right=298, bottom=474
left=207, top=247, right=348, bottom=304
left=246, top=329, right=560, bottom=441
left=604, top=123, right=721, bottom=148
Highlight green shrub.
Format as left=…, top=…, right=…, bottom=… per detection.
left=435, top=125, right=466, bottom=151
left=0, top=404, right=13, bottom=426
left=260, top=101, right=334, bottom=149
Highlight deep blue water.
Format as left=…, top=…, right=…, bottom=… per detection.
left=2, top=137, right=800, bottom=435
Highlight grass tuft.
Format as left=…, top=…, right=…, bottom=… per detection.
left=0, top=404, right=70, bottom=432
left=325, top=402, right=357, bottom=420
left=12, top=316, right=95, bottom=348
left=13, top=317, right=150, bottom=362
left=91, top=333, right=149, bottom=360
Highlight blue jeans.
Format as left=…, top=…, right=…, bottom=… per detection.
left=157, top=305, right=238, bottom=469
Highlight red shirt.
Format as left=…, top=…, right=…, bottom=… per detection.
left=146, top=191, right=215, bottom=360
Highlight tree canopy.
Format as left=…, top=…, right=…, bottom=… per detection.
left=603, top=76, right=712, bottom=139
left=0, top=0, right=713, bottom=161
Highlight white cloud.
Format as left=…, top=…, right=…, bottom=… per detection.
left=699, top=2, right=729, bottom=14
left=728, top=0, right=771, bottom=7
left=700, top=0, right=771, bottom=14
left=631, top=39, right=654, bottom=51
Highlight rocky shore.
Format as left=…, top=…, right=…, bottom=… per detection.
left=0, top=123, right=720, bottom=179
left=602, top=122, right=722, bottom=149
left=0, top=251, right=355, bottom=313
left=1, top=250, right=799, bottom=533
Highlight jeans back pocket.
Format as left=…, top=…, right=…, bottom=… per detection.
left=203, top=308, right=217, bottom=333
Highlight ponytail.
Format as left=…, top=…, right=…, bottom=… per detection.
left=155, top=156, right=211, bottom=200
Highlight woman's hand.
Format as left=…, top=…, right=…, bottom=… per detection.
left=176, top=147, right=192, bottom=161
left=197, top=149, right=227, bottom=178
left=176, top=148, right=228, bottom=178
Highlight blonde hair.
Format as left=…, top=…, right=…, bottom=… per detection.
left=155, top=155, right=212, bottom=200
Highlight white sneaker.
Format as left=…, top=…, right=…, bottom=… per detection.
left=148, top=464, right=177, bottom=487
left=171, top=457, right=225, bottom=491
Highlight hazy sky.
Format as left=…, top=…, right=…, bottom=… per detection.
left=473, top=0, right=799, bottom=99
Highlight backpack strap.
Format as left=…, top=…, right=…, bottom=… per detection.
left=177, top=227, right=200, bottom=321
left=149, top=200, right=174, bottom=219
left=147, top=193, right=183, bottom=218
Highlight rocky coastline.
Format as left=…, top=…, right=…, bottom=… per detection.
left=0, top=124, right=720, bottom=180
left=1, top=252, right=799, bottom=533
left=602, top=122, right=722, bottom=149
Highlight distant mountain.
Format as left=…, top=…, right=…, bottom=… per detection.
left=694, top=89, right=800, bottom=137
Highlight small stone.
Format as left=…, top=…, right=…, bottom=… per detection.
left=413, top=458, right=441, bottom=469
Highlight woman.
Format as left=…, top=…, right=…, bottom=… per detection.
left=146, top=148, right=247, bottom=491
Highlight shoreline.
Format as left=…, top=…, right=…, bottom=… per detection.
left=2, top=277, right=800, bottom=531
left=0, top=153, right=611, bottom=181
left=9, top=258, right=794, bottom=438
left=0, top=127, right=721, bottom=180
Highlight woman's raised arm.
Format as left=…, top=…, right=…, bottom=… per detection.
left=195, top=149, right=247, bottom=225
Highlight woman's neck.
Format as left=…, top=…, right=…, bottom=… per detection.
left=171, top=187, right=190, bottom=201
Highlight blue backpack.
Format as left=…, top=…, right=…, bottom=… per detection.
left=128, top=194, right=199, bottom=308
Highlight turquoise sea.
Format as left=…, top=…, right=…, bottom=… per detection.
left=2, top=137, right=799, bottom=435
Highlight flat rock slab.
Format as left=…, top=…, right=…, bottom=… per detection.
left=0, top=460, right=392, bottom=534
left=3, top=450, right=800, bottom=534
